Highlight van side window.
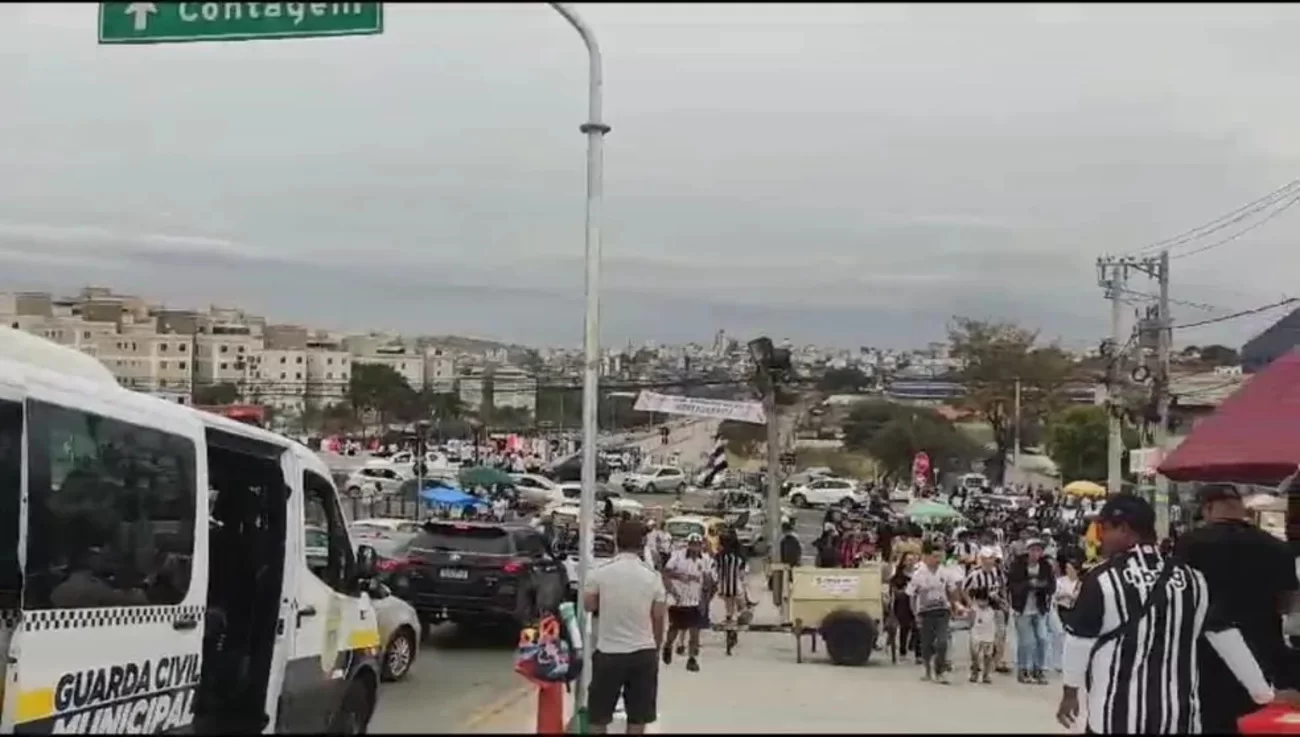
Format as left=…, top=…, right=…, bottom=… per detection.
left=0, top=400, right=22, bottom=607
left=303, top=471, right=355, bottom=594
left=24, top=400, right=197, bottom=610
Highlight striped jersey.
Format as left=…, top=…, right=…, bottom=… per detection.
left=963, top=566, right=1007, bottom=608
left=714, top=551, right=748, bottom=599
left=1064, top=544, right=1222, bottom=734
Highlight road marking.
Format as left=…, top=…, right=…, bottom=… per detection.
left=458, top=683, right=534, bottom=731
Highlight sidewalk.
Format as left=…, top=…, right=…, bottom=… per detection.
left=471, top=589, right=1065, bottom=734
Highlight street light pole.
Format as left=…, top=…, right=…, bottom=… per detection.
left=548, top=4, right=609, bottom=733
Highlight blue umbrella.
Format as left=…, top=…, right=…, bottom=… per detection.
left=420, top=485, right=488, bottom=508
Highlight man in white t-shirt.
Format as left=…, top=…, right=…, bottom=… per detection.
left=584, top=521, right=667, bottom=735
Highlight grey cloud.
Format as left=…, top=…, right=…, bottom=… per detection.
left=2, top=3, right=1298, bottom=348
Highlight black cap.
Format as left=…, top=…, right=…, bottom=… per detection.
left=1097, top=493, right=1156, bottom=535
left=1197, top=483, right=1242, bottom=506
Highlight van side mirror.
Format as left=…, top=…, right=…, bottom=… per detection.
left=356, top=545, right=378, bottom=579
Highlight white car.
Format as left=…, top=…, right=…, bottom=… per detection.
left=557, top=483, right=644, bottom=516
left=562, top=533, right=617, bottom=598
left=511, top=473, right=566, bottom=507
left=889, top=485, right=915, bottom=503
left=350, top=518, right=424, bottom=541
left=371, top=584, right=421, bottom=681
left=786, top=477, right=866, bottom=508
left=366, top=450, right=455, bottom=476
left=621, top=465, right=688, bottom=494
left=343, top=466, right=410, bottom=498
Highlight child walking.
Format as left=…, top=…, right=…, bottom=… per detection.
left=968, top=588, right=997, bottom=684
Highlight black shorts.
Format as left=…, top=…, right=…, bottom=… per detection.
left=588, top=649, right=659, bottom=727
left=668, top=605, right=702, bottom=630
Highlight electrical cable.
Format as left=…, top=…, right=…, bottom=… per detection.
left=1170, top=193, right=1300, bottom=261
left=1125, top=179, right=1300, bottom=257
left=1172, top=297, right=1299, bottom=330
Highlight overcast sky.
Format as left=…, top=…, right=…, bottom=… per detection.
left=2, top=3, right=1298, bottom=348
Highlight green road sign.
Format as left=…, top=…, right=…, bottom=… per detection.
left=98, top=2, right=383, bottom=45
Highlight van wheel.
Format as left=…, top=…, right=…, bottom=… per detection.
left=328, top=680, right=374, bottom=735
left=790, top=494, right=808, bottom=508
left=381, top=626, right=417, bottom=682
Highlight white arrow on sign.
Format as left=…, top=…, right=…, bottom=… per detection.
left=124, top=2, right=158, bottom=32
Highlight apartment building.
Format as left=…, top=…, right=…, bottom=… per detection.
left=424, top=347, right=457, bottom=393
left=456, top=365, right=537, bottom=417
left=491, top=365, right=538, bottom=414
left=347, top=335, right=424, bottom=388
left=305, top=335, right=350, bottom=406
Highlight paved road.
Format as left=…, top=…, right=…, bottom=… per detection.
left=370, top=622, right=529, bottom=733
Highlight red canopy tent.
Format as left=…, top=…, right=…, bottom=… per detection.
left=1159, top=349, right=1300, bottom=483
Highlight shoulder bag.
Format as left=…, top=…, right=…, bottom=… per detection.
left=1083, top=560, right=1176, bottom=693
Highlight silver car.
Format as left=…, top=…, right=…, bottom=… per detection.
left=371, top=583, right=421, bottom=681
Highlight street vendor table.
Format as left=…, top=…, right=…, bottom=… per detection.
left=1240, top=705, right=1300, bottom=734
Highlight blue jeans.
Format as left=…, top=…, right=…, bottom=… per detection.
left=1014, top=611, right=1049, bottom=673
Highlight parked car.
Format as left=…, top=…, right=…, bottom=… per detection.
left=786, top=477, right=866, bottom=508
left=383, top=521, right=568, bottom=633
left=544, top=453, right=611, bottom=483
left=369, top=583, right=421, bottom=681
left=350, top=518, right=424, bottom=541
left=511, top=473, right=566, bottom=508
left=557, top=483, right=644, bottom=516
left=781, top=467, right=834, bottom=494
left=344, top=466, right=411, bottom=498
left=621, top=465, right=688, bottom=494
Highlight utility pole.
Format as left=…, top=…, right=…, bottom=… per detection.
left=1011, top=377, right=1022, bottom=472
left=1153, top=250, right=1172, bottom=540
left=1097, top=258, right=1129, bottom=496
left=747, top=337, right=789, bottom=574
left=1112, top=251, right=1172, bottom=537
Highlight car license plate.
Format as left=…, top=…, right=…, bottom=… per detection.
left=440, top=569, right=469, bottom=580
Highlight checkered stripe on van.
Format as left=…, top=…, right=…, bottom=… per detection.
left=22, top=604, right=207, bottom=631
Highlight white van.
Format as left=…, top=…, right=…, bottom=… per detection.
left=0, top=328, right=383, bottom=734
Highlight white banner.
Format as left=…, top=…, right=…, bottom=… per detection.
left=633, top=390, right=767, bottom=425
left=1129, top=447, right=1163, bottom=477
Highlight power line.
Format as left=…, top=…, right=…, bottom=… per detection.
left=1172, top=297, right=1299, bottom=330
left=1126, top=179, right=1300, bottom=257
left=1170, top=193, right=1300, bottom=261
left=1116, top=287, right=1221, bottom=312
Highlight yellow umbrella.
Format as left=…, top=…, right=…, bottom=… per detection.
left=1064, top=480, right=1107, bottom=498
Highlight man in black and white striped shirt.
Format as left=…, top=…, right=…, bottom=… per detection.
left=1058, top=495, right=1300, bottom=734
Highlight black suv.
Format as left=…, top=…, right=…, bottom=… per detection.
left=384, top=521, right=568, bottom=633
left=545, top=453, right=611, bottom=483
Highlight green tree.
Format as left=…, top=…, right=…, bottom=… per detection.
left=536, top=386, right=583, bottom=428
left=428, top=391, right=464, bottom=423
left=948, top=317, right=1072, bottom=483
left=1198, top=344, right=1239, bottom=366
left=717, top=419, right=766, bottom=458
left=348, top=363, right=419, bottom=427
left=1045, top=405, right=1139, bottom=484
left=863, top=410, right=978, bottom=480
left=841, top=401, right=904, bottom=449
left=193, top=382, right=239, bottom=406
left=818, top=367, right=871, bottom=393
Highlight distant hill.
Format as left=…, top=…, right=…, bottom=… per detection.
left=418, top=334, right=533, bottom=356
